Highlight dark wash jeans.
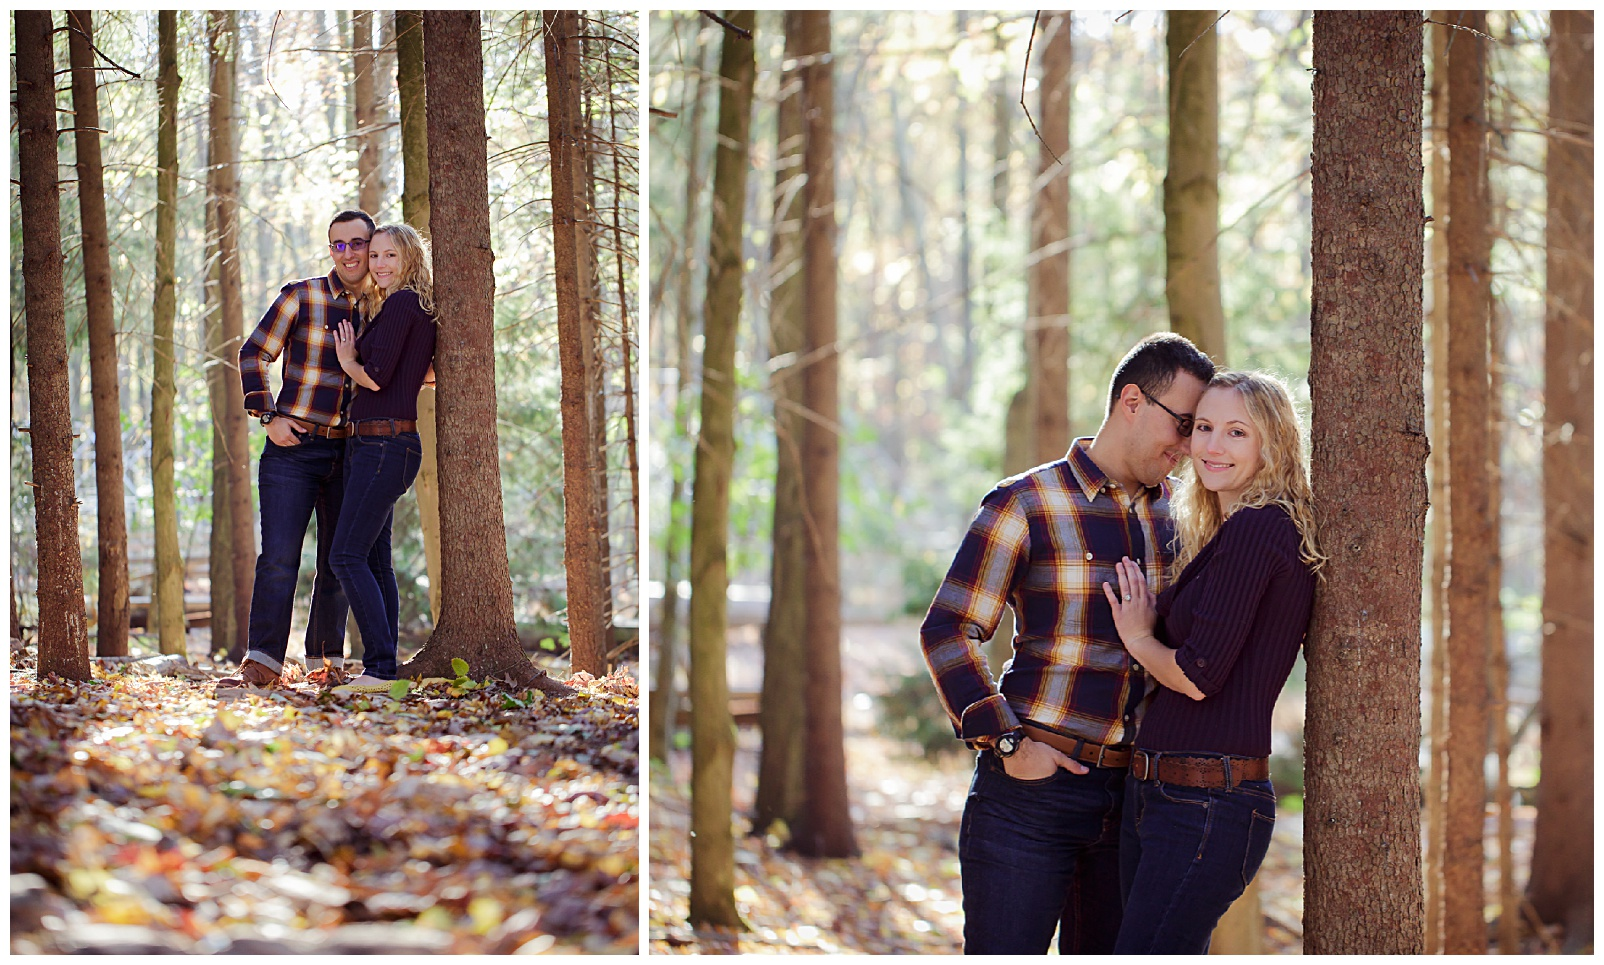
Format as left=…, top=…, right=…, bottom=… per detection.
left=959, top=751, right=1126, bottom=954
left=1115, top=771, right=1277, bottom=954
left=329, top=431, right=422, bottom=681
left=245, top=434, right=348, bottom=672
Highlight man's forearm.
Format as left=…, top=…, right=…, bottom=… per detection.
left=1124, top=633, right=1205, bottom=700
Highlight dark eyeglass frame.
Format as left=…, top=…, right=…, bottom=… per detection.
left=328, top=239, right=370, bottom=254
left=1141, top=386, right=1195, bottom=437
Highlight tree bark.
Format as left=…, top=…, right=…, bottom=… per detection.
left=545, top=9, right=609, bottom=679
left=686, top=8, right=754, bottom=927
left=1529, top=9, right=1594, bottom=949
left=205, top=171, right=235, bottom=661
left=790, top=10, right=857, bottom=860
left=605, top=49, right=640, bottom=613
left=395, top=9, right=441, bottom=626
left=1443, top=11, right=1491, bottom=953
left=1303, top=11, right=1425, bottom=955
left=152, top=10, right=188, bottom=656
left=1422, top=13, right=1451, bottom=953
left=755, top=13, right=809, bottom=835
left=206, top=10, right=253, bottom=662
left=1165, top=10, right=1226, bottom=362
left=399, top=10, right=567, bottom=694
left=18, top=10, right=92, bottom=681
left=353, top=10, right=380, bottom=216
left=1027, top=12, right=1071, bottom=465
left=66, top=10, right=129, bottom=659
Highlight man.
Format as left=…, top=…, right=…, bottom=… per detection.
left=216, top=210, right=374, bottom=688
left=920, top=332, right=1214, bottom=954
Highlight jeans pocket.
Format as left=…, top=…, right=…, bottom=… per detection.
left=986, top=752, right=1061, bottom=787
left=1241, top=808, right=1275, bottom=888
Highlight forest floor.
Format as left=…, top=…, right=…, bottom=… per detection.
left=9, top=635, right=639, bottom=954
left=648, top=619, right=1547, bottom=955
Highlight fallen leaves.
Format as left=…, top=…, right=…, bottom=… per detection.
left=10, top=651, right=639, bottom=954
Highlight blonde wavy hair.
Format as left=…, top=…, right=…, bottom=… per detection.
left=1170, top=370, right=1326, bottom=577
left=362, top=223, right=435, bottom=318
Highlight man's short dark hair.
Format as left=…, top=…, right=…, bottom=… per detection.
left=1105, top=332, right=1216, bottom=416
left=329, top=209, right=376, bottom=235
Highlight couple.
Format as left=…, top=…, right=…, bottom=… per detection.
left=921, top=333, right=1323, bottom=954
left=217, top=210, right=437, bottom=696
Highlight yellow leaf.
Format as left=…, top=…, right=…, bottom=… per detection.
left=415, top=905, right=454, bottom=931
left=484, top=737, right=509, bottom=757
left=468, top=895, right=503, bottom=934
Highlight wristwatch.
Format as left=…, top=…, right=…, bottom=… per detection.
left=993, top=729, right=1025, bottom=759
left=259, top=411, right=277, bottom=426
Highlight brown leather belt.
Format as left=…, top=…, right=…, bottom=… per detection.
left=1021, top=724, right=1132, bottom=769
left=353, top=419, right=418, bottom=436
left=1130, top=749, right=1269, bottom=789
left=298, top=421, right=352, bottom=439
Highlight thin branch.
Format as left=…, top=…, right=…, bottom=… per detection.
left=1174, top=11, right=1230, bottom=70
left=700, top=11, right=752, bottom=41
left=60, top=16, right=142, bottom=78
left=1019, top=12, right=1061, bottom=167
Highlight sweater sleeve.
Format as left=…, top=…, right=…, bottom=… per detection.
left=357, top=290, right=424, bottom=390
left=1170, top=508, right=1287, bottom=697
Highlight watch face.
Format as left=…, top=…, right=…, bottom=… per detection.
left=997, top=734, right=1021, bottom=756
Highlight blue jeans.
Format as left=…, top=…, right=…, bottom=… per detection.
left=329, top=431, right=421, bottom=680
left=959, top=751, right=1125, bottom=954
left=245, top=435, right=348, bottom=672
left=1115, top=772, right=1277, bottom=953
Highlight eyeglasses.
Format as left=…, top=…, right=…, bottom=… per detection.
left=328, top=239, right=369, bottom=254
left=1141, top=387, right=1194, bottom=437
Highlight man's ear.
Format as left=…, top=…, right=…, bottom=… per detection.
left=1115, top=382, right=1144, bottom=418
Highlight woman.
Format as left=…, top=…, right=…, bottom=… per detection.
left=328, top=223, right=437, bottom=692
left=1101, top=370, right=1324, bottom=953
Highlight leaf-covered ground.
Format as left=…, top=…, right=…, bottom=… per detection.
left=10, top=645, right=639, bottom=954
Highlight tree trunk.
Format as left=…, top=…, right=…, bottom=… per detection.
left=1529, top=9, right=1594, bottom=949
left=1027, top=12, right=1071, bottom=465
left=605, top=50, right=640, bottom=606
left=206, top=175, right=235, bottom=661
left=574, top=33, right=617, bottom=643
left=1422, top=13, right=1451, bottom=954
left=1165, top=10, right=1226, bottom=362
left=545, top=9, right=609, bottom=679
left=650, top=37, right=712, bottom=765
left=1303, top=11, right=1425, bottom=955
left=208, top=10, right=253, bottom=662
left=353, top=11, right=380, bottom=216
left=952, top=10, right=975, bottom=404
left=1489, top=302, right=1516, bottom=954
left=66, top=10, right=129, bottom=659
left=399, top=10, right=567, bottom=694
left=18, top=9, right=92, bottom=681
left=991, top=23, right=1010, bottom=217
left=790, top=10, right=857, bottom=860
left=686, top=8, right=754, bottom=927
left=152, top=10, right=188, bottom=657
left=395, top=9, right=441, bottom=626
left=754, top=12, right=809, bottom=836
left=1443, top=11, right=1491, bottom=953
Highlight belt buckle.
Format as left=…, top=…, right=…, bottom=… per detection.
left=1092, top=742, right=1108, bottom=768
left=1140, top=750, right=1159, bottom=782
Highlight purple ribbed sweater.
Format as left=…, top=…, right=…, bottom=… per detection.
left=1136, top=504, right=1316, bottom=758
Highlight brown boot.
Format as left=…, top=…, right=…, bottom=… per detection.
left=214, top=658, right=280, bottom=690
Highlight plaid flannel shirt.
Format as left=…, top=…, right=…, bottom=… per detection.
left=920, top=439, right=1177, bottom=748
left=239, top=270, right=362, bottom=425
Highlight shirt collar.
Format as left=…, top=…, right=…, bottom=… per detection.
left=1064, top=438, right=1167, bottom=505
left=326, top=268, right=361, bottom=301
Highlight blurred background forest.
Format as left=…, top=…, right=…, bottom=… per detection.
left=647, top=8, right=1589, bottom=955
left=10, top=9, right=641, bottom=661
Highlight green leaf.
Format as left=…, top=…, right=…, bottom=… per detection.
left=502, top=694, right=527, bottom=710
left=450, top=657, right=470, bottom=678
left=539, top=637, right=557, bottom=651
left=389, top=679, right=411, bottom=701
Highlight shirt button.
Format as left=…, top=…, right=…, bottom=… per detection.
left=1084, top=552, right=1093, bottom=561
left=1196, top=658, right=1208, bottom=668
